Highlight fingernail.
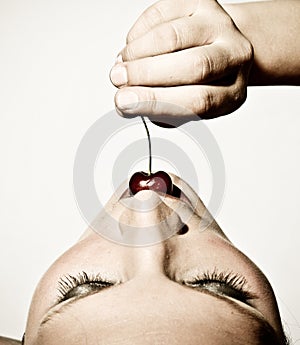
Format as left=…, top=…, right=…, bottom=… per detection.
left=110, top=65, right=128, bottom=86
left=116, top=91, right=139, bottom=111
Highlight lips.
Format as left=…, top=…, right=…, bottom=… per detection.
left=119, top=183, right=194, bottom=209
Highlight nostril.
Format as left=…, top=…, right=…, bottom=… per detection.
left=171, top=184, right=181, bottom=198
left=177, top=224, right=189, bottom=235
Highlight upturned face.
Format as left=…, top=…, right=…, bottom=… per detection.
left=25, top=174, right=285, bottom=345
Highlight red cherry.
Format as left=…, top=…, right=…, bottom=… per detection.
left=129, top=171, right=173, bottom=195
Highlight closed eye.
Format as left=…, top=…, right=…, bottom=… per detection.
left=57, top=272, right=115, bottom=303
left=183, top=270, right=256, bottom=304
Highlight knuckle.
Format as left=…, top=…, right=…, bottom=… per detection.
left=228, top=81, right=247, bottom=113
left=149, top=91, right=159, bottom=112
left=126, top=31, right=134, bottom=44
left=146, top=2, right=166, bottom=24
left=168, top=22, right=182, bottom=51
left=232, top=36, right=254, bottom=66
left=242, top=39, right=254, bottom=63
left=140, top=88, right=158, bottom=113
left=233, top=85, right=246, bottom=107
left=123, top=44, right=136, bottom=61
left=155, top=22, right=182, bottom=53
left=202, top=90, right=214, bottom=115
left=191, top=89, right=213, bottom=116
left=223, top=14, right=235, bottom=30
left=194, top=51, right=213, bottom=81
left=214, top=13, right=235, bottom=37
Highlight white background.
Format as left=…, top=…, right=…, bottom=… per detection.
left=0, top=0, right=299, bottom=342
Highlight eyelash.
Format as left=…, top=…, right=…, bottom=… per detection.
left=184, top=269, right=254, bottom=301
left=56, top=270, right=254, bottom=304
left=57, top=271, right=114, bottom=302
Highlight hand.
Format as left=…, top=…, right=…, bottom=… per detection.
left=110, top=0, right=253, bottom=125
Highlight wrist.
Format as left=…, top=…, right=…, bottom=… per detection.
left=222, top=1, right=300, bottom=85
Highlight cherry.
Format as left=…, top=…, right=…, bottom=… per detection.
left=129, top=117, right=173, bottom=195
left=129, top=170, right=173, bottom=195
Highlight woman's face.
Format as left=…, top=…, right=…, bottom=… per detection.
left=25, top=175, right=285, bottom=345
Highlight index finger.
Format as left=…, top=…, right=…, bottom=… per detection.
left=126, top=0, right=200, bottom=43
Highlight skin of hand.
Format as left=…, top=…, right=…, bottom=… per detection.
left=224, top=0, right=300, bottom=86
left=110, top=0, right=254, bottom=124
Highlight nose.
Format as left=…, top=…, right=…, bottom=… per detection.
left=119, top=190, right=185, bottom=245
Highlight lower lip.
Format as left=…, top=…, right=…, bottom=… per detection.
left=119, top=185, right=193, bottom=208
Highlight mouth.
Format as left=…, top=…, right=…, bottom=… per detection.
left=119, top=183, right=194, bottom=209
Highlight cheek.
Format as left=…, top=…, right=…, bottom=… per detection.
left=34, top=320, right=89, bottom=345
left=25, top=282, right=58, bottom=342
left=34, top=315, right=265, bottom=345
left=32, top=289, right=265, bottom=345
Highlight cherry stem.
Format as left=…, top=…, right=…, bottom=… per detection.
left=141, top=116, right=152, bottom=176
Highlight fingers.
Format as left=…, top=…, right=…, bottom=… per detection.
left=114, top=76, right=247, bottom=122
left=111, top=0, right=253, bottom=122
left=111, top=43, right=246, bottom=88
left=126, top=0, right=200, bottom=43
left=121, top=15, right=216, bottom=61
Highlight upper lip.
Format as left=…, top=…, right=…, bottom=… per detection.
left=119, top=184, right=194, bottom=209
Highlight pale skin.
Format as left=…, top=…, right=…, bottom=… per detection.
left=110, top=0, right=300, bottom=123
left=0, top=337, right=21, bottom=345
left=3, top=1, right=299, bottom=343
left=16, top=175, right=287, bottom=344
